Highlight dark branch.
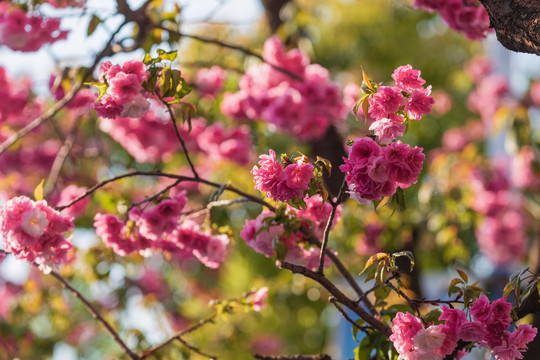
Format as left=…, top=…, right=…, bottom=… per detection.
left=480, top=0, right=540, bottom=56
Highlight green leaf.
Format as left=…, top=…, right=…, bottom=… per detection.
left=392, top=251, right=415, bottom=273
left=143, top=53, right=154, bottom=65
left=34, top=179, right=45, bottom=201
left=374, top=285, right=391, bottom=300
left=157, top=48, right=178, bottom=62
left=503, top=282, right=515, bottom=298
left=521, top=280, right=538, bottom=304
left=87, top=14, right=102, bottom=36
left=355, top=335, right=372, bottom=360
left=272, top=236, right=288, bottom=260
left=85, top=81, right=108, bottom=101
left=316, top=156, right=332, bottom=176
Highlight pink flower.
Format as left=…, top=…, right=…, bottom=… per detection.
left=405, top=86, right=434, bottom=121
left=0, top=4, right=68, bottom=52
left=368, top=86, right=405, bottom=121
left=382, top=141, right=425, bottom=188
left=252, top=150, right=314, bottom=202
left=509, top=325, right=537, bottom=350
left=56, top=185, right=89, bottom=219
left=470, top=294, right=491, bottom=323
left=389, top=312, right=423, bottom=354
left=392, top=65, right=426, bottom=92
left=195, top=66, right=227, bottom=98
left=369, top=114, right=406, bottom=143
left=251, top=287, right=268, bottom=311
left=0, top=196, right=74, bottom=272
left=284, top=158, right=314, bottom=191
left=240, top=211, right=284, bottom=258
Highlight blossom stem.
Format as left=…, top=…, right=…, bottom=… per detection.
left=316, top=178, right=347, bottom=275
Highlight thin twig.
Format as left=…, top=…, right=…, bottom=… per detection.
left=0, top=19, right=128, bottom=155
left=153, top=24, right=304, bottom=82
left=44, top=119, right=82, bottom=196
left=329, top=297, right=370, bottom=335
left=48, top=270, right=140, bottom=359
left=302, top=230, right=375, bottom=314
left=176, top=337, right=217, bottom=359
left=183, top=198, right=250, bottom=220
left=128, top=179, right=183, bottom=212
left=317, top=179, right=347, bottom=274
left=54, top=170, right=275, bottom=212
left=140, top=314, right=216, bottom=358
left=156, top=92, right=199, bottom=178
left=278, top=261, right=392, bottom=337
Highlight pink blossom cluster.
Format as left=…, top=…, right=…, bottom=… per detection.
left=0, top=139, right=60, bottom=194
left=512, top=146, right=540, bottom=189
left=390, top=296, right=536, bottom=360
left=195, top=66, right=227, bottom=98
left=100, top=112, right=253, bottom=165
left=240, top=196, right=337, bottom=270
left=221, top=36, right=343, bottom=140
left=355, top=222, right=383, bottom=256
left=465, top=57, right=512, bottom=127
left=0, top=196, right=74, bottom=273
left=441, top=120, right=484, bottom=152
left=0, top=3, right=68, bottom=52
left=413, top=0, right=492, bottom=40
left=250, top=287, right=268, bottom=312
left=94, top=192, right=229, bottom=269
left=49, top=75, right=96, bottom=111
left=339, top=138, right=425, bottom=204
left=56, top=185, right=89, bottom=219
left=93, top=60, right=150, bottom=120
left=471, top=164, right=527, bottom=265
left=251, top=150, right=314, bottom=202
left=0, top=67, right=44, bottom=128
left=365, top=65, right=433, bottom=144
left=99, top=107, right=183, bottom=163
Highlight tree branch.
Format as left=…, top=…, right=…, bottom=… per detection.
left=480, top=0, right=540, bottom=56
left=278, top=261, right=392, bottom=337
left=139, top=314, right=216, bottom=359
left=0, top=19, right=128, bottom=155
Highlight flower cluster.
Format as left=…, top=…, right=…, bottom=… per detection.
left=0, top=66, right=43, bottom=129
left=251, top=150, right=314, bottom=202
left=49, top=75, right=96, bottom=111
left=340, top=138, right=424, bottom=203
left=365, top=65, right=433, bottom=144
left=0, top=3, right=68, bottom=52
left=221, top=36, right=343, bottom=140
left=413, top=0, right=492, bottom=40
left=240, top=196, right=338, bottom=270
left=100, top=112, right=253, bottom=165
left=0, top=196, right=74, bottom=273
left=93, top=60, right=149, bottom=120
left=471, top=163, right=526, bottom=265
left=195, top=66, right=227, bottom=98
left=56, top=185, right=89, bottom=219
left=390, top=296, right=537, bottom=360
left=94, top=192, right=229, bottom=269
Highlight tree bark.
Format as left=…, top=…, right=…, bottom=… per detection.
left=480, top=0, right=540, bottom=56
left=261, top=0, right=292, bottom=33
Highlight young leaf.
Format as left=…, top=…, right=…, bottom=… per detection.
left=456, top=268, right=469, bottom=284
left=34, top=179, right=45, bottom=201
left=87, top=15, right=102, bottom=36
left=361, top=253, right=388, bottom=274
left=361, top=66, right=373, bottom=91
